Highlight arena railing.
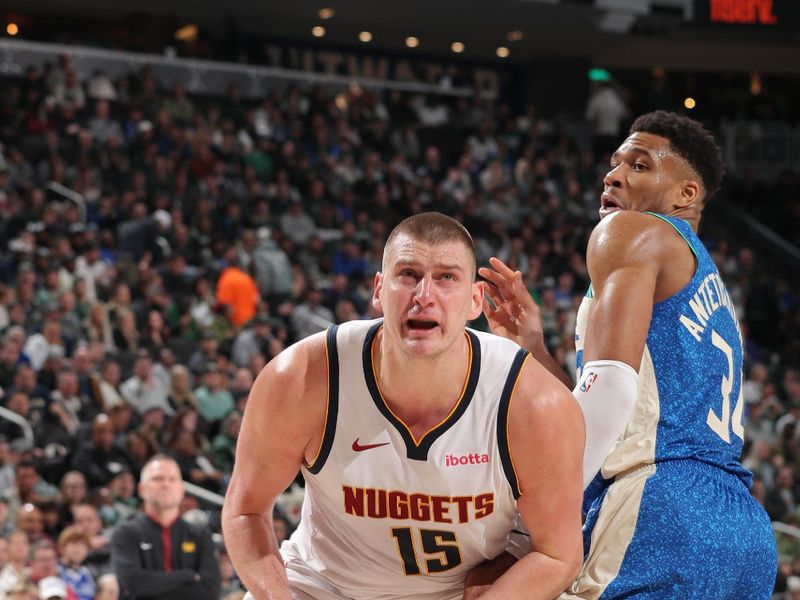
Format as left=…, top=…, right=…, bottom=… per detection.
left=184, top=480, right=224, bottom=507
left=0, top=38, right=488, bottom=100
left=0, top=406, right=34, bottom=449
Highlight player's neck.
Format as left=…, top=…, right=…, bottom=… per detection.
left=666, top=205, right=701, bottom=232
left=374, top=331, right=470, bottom=428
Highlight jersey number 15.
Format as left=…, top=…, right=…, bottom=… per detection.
left=391, top=527, right=462, bottom=576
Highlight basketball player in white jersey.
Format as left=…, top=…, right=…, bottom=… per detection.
left=222, top=212, right=584, bottom=600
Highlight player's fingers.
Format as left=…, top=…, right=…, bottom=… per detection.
left=478, top=266, right=508, bottom=288
left=488, top=256, right=516, bottom=278
left=480, top=270, right=516, bottom=301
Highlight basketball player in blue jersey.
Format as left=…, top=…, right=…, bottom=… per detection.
left=480, top=111, right=777, bottom=599
left=222, top=212, right=585, bottom=600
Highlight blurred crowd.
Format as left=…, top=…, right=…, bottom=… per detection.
left=0, top=52, right=798, bottom=598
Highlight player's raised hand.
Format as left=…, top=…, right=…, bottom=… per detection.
left=479, top=257, right=545, bottom=354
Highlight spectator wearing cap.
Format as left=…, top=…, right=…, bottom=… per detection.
left=70, top=414, right=134, bottom=490
left=215, top=253, right=259, bottom=327
left=193, top=364, right=234, bottom=427
left=38, top=574, right=76, bottom=600
left=57, top=526, right=95, bottom=600
left=120, top=351, right=173, bottom=417
left=0, top=531, right=29, bottom=596
left=111, top=455, right=220, bottom=600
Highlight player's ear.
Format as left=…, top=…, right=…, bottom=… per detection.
left=372, top=271, right=384, bottom=313
left=468, top=280, right=484, bottom=320
left=676, top=178, right=700, bottom=209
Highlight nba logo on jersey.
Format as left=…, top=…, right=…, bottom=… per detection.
left=580, top=371, right=598, bottom=393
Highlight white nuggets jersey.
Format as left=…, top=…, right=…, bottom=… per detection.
left=281, top=319, right=528, bottom=600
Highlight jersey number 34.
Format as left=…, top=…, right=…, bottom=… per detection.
left=706, top=330, right=745, bottom=444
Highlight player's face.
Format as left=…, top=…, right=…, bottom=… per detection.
left=600, top=132, right=693, bottom=219
left=373, top=235, right=482, bottom=358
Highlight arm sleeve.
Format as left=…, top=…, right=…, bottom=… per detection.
left=111, top=522, right=196, bottom=598
left=573, top=360, right=639, bottom=489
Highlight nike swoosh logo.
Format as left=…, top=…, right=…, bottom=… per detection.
left=352, top=438, right=390, bottom=452
left=140, top=543, right=153, bottom=550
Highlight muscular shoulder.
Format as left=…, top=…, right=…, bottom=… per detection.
left=587, top=211, right=687, bottom=282
left=589, top=211, right=682, bottom=262
left=508, top=357, right=582, bottom=442
left=251, top=331, right=329, bottom=413
left=247, top=332, right=328, bottom=434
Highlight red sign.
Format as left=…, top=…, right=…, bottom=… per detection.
left=709, top=0, right=778, bottom=24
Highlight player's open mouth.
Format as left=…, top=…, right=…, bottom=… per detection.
left=599, top=192, right=622, bottom=218
left=601, top=192, right=620, bottom=209
left=407, top=319, right=438, bottom=331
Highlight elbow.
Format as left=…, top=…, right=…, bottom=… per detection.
left=561, top=541, right=584, bottom=590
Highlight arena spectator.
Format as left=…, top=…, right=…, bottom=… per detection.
left=110, top=455, right=220, bottom=600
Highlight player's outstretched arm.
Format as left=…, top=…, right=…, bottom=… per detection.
left=481, top=357, right=585, bottom=599
left=221, top=332, right=328, bottom=600
left=479, top=257, right=573, bottom=389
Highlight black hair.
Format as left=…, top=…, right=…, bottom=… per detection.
left=630, top=111, right=725, bottom=201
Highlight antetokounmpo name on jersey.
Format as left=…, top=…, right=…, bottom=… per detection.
left=679, top=272, right=742, bottom=343
left=342, top=486, right=494, bottom=523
